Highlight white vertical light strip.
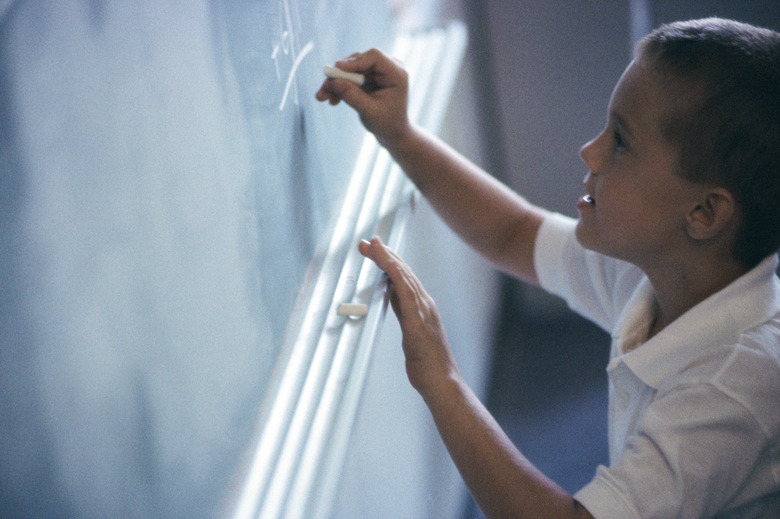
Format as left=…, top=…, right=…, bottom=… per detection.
left=256, top=31, right=416, bottom=518
left=257, top=148, right=396, bottom=519
left=308, top=28, right=467, bottom=519
left=280, top=30, right=442, bottom=518
left=230, top=21, right=467, bottom=519
left=231, top=137, right=380, bottom=519
left=629, top=0, right=653, bottom=50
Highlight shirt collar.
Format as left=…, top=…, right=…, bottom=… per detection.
left=610, top=254, right=780, bottom=389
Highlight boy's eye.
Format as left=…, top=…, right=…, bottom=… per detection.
left=613, top=130, right=627, bottom=151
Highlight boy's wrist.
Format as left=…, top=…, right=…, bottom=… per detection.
left=377, top=120, right=418, bottom=154
left=417, top=368, right=469, bottom=410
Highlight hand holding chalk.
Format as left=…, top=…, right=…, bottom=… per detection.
left=323, top=65, right=365, bottom=86
left=316, top=49, right=411, bottom=148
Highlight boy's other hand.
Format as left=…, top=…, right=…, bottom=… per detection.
left=358, top=237, right=461, bottom=398
left=316, top=49, right=412, bottom=148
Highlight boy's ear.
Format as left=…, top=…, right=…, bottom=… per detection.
left=685, top=187, right=737, bottom=241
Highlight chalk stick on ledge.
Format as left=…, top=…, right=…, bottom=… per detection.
left=323, top=65, right=365, bottom=86
left=337, top=303, right=368, bottom=318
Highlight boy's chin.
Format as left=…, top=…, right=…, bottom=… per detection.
left=574, top=220, right=598, bottom=251
left=574, top=221, right=619, bottom=258
left=575, top=222, right=631, bottom=264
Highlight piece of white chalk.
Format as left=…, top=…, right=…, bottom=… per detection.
left=323, top=65, right=365, bottom=86
left=337, top=303, right=368, bottom=317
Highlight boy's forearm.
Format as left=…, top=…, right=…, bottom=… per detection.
left=423, top=375, right=593, bottom=519
left=383, top=124, right=547, bottom=284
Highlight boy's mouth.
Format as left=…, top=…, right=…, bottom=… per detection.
left=583, top=194, right=595, bottom=205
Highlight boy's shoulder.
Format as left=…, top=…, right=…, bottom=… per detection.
left=663, top=311, right=780, bottom=433
left=722, top=315, right=780, bottom=432
left=656, top=257, right=780, bottom=415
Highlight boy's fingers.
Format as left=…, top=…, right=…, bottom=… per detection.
left=315, top=75, right=371, bottom=113
left=359, top=238, right=404, bottom=315
left=334, top=48, right=403, bottom=88
left=328, top=79, right=369, bottom=111
left=334, top=48, right=384, bottom=74
left=358, top=237, right=427, bottom=316
left=359, top=237, right=398, bottom=275
left=359, top=238, right=409, bottom=289
left=314, top=87, right=330, bottom=103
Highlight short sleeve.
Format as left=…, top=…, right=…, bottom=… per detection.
left=533, top=212, right=578, bottom=293
left=533, top=212, right=643, bottom=332
left=574, top=384, right=772, bottom=518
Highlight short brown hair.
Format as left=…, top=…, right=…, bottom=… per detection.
left=637, top=18, right=780, bottom=268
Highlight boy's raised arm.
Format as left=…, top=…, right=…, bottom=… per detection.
left=316, top=49, right=549, bottom=284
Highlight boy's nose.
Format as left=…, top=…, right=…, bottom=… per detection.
left=579, top=133, right=602, bottom=174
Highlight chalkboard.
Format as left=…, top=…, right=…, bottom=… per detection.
left=230, top=20, right=468, bottom=518
left=0, top=1, right=395, bottom=518
left=217, top=0, right=394, bottom=348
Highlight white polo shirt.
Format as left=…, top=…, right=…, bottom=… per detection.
left=534, top=213, right=780, bottom=518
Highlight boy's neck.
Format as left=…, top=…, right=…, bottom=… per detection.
left=645, top=257, right=749, bottom=340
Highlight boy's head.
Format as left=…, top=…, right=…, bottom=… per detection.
left=636, top=18, right=780, bottom=268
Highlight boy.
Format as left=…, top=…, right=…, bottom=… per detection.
left=316, top=18, right=780, bottom=518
